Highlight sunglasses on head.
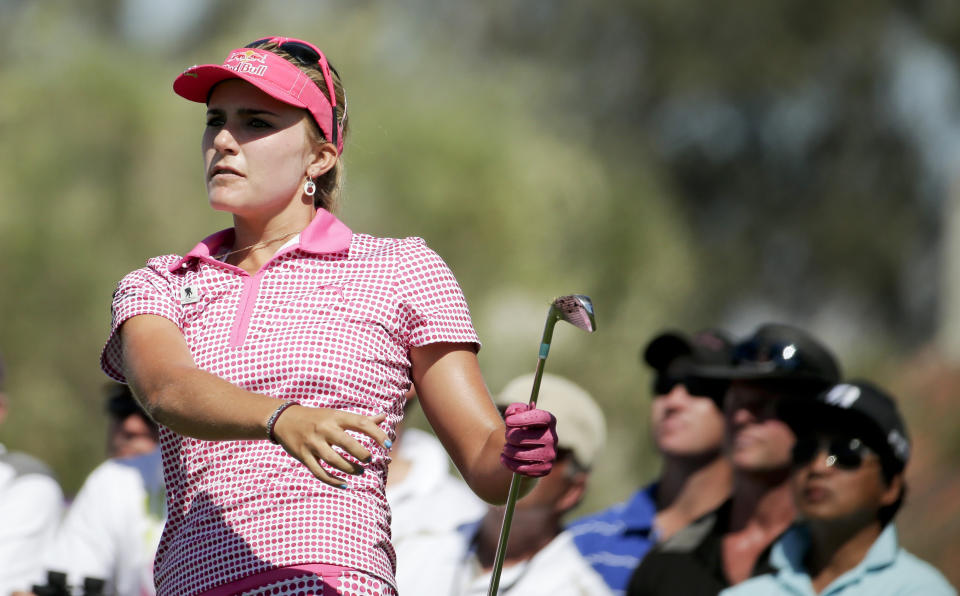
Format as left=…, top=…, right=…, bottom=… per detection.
left=653, top=376, right=728, bottom=401
left=247, top=37, right=315, bottom=63
left=791, top=435, right=876, bottom=470
left=245, top=37, right=342, bottom=146
left=733, top=339, right=807, bottom=371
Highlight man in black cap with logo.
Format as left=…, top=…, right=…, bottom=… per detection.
left=628, top=323, right=841, bottom=596
left=720, top=381, right=955, bottom=595
left=568, top=328, right=735, bottom=594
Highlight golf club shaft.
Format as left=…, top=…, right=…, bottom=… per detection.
left=487, top=311, right=558, bottom=596
left=486, top=467, right=523, bottom=596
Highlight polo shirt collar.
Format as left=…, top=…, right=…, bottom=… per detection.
left=858, top=523, right=899, bottom=571
left=169, top=209, right=353, bottom=272
left=771, top=522, right=901, bottom=593
left=621, top=482, right=659, bottom=533
left=770, top=524, right=811, bottom=572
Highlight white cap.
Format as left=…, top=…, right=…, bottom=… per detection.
left=495, top=373, right=607, bottom=469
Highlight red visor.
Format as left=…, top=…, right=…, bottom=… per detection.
left=174, top=41, right=343, bottom=154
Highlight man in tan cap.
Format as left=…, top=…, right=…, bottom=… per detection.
left=394, top=373, right=611, bottom=595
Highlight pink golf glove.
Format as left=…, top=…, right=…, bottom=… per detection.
left=500, top=402, right=558, bottom=477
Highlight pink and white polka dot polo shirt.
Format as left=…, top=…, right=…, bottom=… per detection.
left=101, top=209, right=479, bottom=596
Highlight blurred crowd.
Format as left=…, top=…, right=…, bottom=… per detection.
left=0, top=322, right=957, bottom=595
left=0, top=379, right=162, bottom=596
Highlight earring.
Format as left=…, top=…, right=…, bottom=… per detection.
left=304, top=179, right=317, bottom=196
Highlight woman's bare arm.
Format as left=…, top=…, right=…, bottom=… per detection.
left=411, top=342, right=537, bottom=504
left=120, top=314, right=389, bottom=486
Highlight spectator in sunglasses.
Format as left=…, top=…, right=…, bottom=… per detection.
left=99, top=36, right=559, bottom=596
left=104, top=383, right=159, bottom=459
left=629, top=323, right=841, bottom=596
left=720, top=381, right=955, bottom=596
left=567, top=329, right=734, bottom=594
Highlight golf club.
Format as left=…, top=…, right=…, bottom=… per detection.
left=487, top=294, right=596, bottom=596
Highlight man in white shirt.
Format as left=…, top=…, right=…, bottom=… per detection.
left=21, top=385, right=165, bottom=596
left=39, top=448, right=166, bottom=596
left=387, top=422, right=487, bottom=544
left=0, top=356, right=64, bottom=596
left=395, top=373, right=611, bottom=595
left=387, top=389, right=486, bottom=546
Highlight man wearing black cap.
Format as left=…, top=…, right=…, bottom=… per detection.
left=721, top=381, right=955, bottom=595
left=628, top=323, right=841, bottom=596
left=104, top=383, right=159, bottom=459
left=568, top=329, right=734, bottom=594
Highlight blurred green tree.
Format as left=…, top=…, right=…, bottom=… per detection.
left=0, top=0, right=957, bottom=586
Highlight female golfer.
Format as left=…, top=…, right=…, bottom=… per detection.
left=101, top=37, right=557, bottom=596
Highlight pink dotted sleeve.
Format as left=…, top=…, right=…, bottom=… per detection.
left=100, top=257, right=185, bottom=382
left=395, top=239, right=481, bottom=351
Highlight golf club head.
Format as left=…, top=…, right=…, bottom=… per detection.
left=552, top=294, right=596, bottom=333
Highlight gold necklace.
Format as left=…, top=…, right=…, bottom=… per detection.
left=218, top=230, right=300, bottom=261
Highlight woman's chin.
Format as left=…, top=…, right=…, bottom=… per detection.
left=208, top=195, right=251, bottom=216
left=209, top=200, right=238, bottom=214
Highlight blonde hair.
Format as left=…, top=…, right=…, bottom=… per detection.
left=258, top=41, right=349, bottom=213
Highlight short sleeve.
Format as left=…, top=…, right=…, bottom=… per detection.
left=100, top=257, right=184, bottom=382
left=395, top=239, right=480, bottom=351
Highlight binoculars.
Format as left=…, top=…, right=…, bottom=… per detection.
left=32, top=571, right=106, bottom=596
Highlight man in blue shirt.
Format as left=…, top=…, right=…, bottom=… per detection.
left=567, top=329, right=734, bottom=594
left=721, top=381, right=956, bottom=596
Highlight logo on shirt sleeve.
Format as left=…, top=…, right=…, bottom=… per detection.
left=111, top=286, right=134, bottom=320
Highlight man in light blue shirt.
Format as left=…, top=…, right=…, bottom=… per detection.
left=722, top=381, right=956, bottom=596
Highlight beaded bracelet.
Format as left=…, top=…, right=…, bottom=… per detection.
left=266, top=400, right=297, bottom=444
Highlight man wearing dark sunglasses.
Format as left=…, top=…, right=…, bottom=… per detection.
left=628, top=323, right=841, bottom=596
left=568, top=329, right=734, bottom=594
left=720, top=381, right=955, bottom=595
